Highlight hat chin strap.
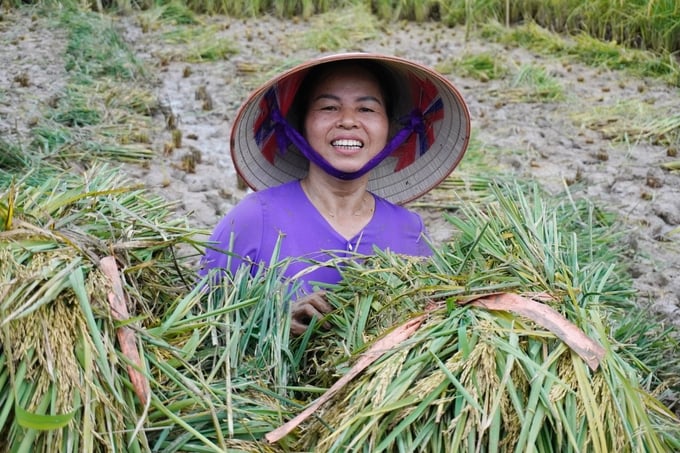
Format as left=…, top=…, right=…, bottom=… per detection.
left=270, top=107, right=425, bottom=180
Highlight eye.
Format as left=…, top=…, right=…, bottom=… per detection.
left=310, top=100, right=339, bottom=112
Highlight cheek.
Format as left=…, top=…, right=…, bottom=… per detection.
left=304, top=114, right=339, bottom=143
left=303, top=113, right=323, bottom=138
left=374, top=118, right=390, bottom=143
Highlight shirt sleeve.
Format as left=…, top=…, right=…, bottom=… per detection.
left=199, top=192, right=264, bottom=279
left=416, top=215, right=434, bottom=257
left=368, top=196, right=433, bottom=258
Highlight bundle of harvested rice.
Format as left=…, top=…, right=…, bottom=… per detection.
left=0, top=165, right=305, bottom=452
left=274, top=183, right=680, bottom=452
left=2, top=166, right=679, bottom=452
left=0, top=165, right=200, bottom=451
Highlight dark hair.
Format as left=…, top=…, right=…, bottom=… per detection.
left=288, top=59, right=398, bottom=131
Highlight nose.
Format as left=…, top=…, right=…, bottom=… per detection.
left=336, top=108, right=358, bottom=128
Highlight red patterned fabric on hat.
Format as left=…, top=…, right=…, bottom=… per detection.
left=392, top=74, right=444, bottom=172
left=253, top=73, right=304, bottom=163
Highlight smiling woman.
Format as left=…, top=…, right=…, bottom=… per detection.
left=199, top=52, right=471, bottom=335
left=298, top=62, right=391, bottom=238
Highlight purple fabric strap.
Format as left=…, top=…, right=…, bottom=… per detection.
left=269, top=106, right=426, bottom=180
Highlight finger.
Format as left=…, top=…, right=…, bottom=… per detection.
left=290, top=319, right=308, bottom=337
left=290, top=306, right=332, bottom=334
left=304, top=294, right=333, bottom=313
left=291, top=303, right=323, bottom=320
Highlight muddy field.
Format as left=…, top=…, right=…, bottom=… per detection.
left=1, top=9, right=679, bottom=328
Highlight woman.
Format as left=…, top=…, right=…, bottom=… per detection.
left=201, top=53, right=470, bottom=334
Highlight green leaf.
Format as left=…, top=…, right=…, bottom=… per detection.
left=14, top=402, right=76, bottom=431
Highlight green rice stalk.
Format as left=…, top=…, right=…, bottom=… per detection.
left=61, top=8, right=146, bottom=81
left=436, top=52, right=510, bottom=82
left=572, top=99, right=680, bottom=146
left=295, top=4, right=379, bottom=52
left=508, top=63, right=565, bottom=102
left=486, top=20, right=680, bottom=87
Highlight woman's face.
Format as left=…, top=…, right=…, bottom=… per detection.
left=303, top=65, right=389, bottom=175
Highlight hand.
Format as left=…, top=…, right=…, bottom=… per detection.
left=290, top=291, right=333, bottom=337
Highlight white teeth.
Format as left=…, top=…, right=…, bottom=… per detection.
left=332, top=139, right=363, bottom=148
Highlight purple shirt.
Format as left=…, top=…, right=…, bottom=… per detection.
left=200, top=180, right=432, bottom=296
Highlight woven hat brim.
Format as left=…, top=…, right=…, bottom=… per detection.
left=230, top=53, right=471, bottom=205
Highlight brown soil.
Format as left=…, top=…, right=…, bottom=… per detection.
left=1, top=9, right=679, bottom=329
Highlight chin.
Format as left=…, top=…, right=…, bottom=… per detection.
left=330, top=164, right=367, bottom=176
left=329, top=156, right=375, bottom=171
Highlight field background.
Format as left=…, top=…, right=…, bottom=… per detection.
left=5, top=0, right=672, bottom=321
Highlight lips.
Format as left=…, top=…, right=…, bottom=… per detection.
left=331, top=139, right=363, bottom=150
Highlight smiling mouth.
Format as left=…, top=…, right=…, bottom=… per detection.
left=331, top=139, right=363, bottom=150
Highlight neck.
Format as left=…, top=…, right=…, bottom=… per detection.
left=301, top=168, right=374, bottom=219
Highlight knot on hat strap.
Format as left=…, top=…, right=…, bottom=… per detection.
left=407, top=108, right=427, bottom=134
left=390, top=96, right=444, bottom=171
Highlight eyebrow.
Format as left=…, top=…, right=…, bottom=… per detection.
left=311, top=94, right=384, bottom=105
